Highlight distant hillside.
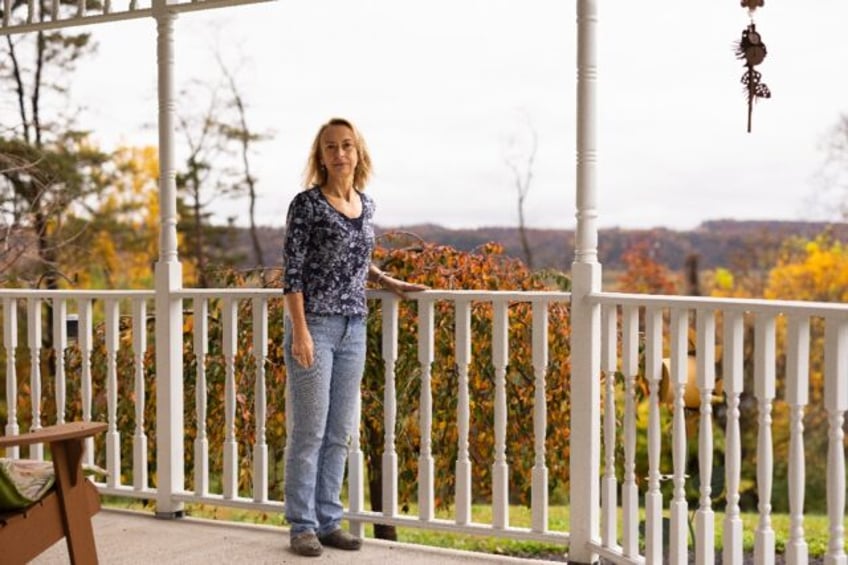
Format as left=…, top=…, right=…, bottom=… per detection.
left=380, top=220, right=848, bottom=272
left=243, top=220, right=848, bottom=272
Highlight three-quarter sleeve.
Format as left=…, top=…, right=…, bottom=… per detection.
left=282, top=193, right=314, bottom=294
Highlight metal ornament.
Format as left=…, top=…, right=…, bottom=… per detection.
left=736, top=5, right=771, bottom=133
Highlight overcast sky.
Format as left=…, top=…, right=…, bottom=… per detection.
left=68, top=1, right=848, bottom=231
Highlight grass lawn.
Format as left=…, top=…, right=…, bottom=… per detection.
left=103, top=497, right=845, bottom=560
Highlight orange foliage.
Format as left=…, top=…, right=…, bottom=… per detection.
left=615, top=240, right=679, bottom=294
left=17, top=239, right=573, bottom=510
left=364, top=237, right=572, bottom=508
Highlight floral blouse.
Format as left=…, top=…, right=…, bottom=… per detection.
left=283, top=187, right=375, bottom=317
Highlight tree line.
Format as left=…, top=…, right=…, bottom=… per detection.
left=1, top=24, right=268, bottom=294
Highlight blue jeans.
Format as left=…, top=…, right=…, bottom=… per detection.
left=283, top=314, right=366, bottom=537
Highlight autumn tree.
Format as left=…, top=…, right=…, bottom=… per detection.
left=58, top=145, right=191, bottom=289
left=764, top=232, right=848, bottom=302
left=705, top=232, right=847, bottom=511
left=0, top=24, right=111, bottom=290
left=705, top=228, right=787, bottom=299
left=761, top=233, right=848, bottom=511
left=615, top=239, right=679, bottom=294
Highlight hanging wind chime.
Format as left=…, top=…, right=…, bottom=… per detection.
left=736, top=0, right=771, bottom=133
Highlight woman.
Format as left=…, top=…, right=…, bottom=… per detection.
left=282, top=117, right=426, bottom=557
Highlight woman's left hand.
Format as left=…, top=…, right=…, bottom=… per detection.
left=379, top=275, right=429, bottom=299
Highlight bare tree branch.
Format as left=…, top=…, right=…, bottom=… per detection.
left=216, top=51, right=265, bottom=270
left=504, top=114, right=538, bottom=270
left=32, top=31, right=45, bottom=147
left=6, top=35, right=31, bottom=143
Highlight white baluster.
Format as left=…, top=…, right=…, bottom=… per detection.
left=52, top=298, right=68, bottom=424
left=754, top=314, right=776, bottom=565
left=252, top=296, right=268, bottom=503
left=27, top=297, right=43, bottom=460
left=695, top=309, right=715, bottom=565
left=723, top=311, right=744, bottom=565
left=382, top=296, right=400, bottom=518
left=78, top=299, right=94, bottom=465
left=600, top=304, right=618, bottom=549
left=222, top=297, right=238, bottom=499
left=531, top=300, right=549, bottom=533
left=4, top=298, right=20, bottom=458
left=418, top=298, right=436, bottom=522
left=455, top=298, right=472, bottom=526
left=824, top=318, right=847, bottom=565
left=621, top=305, right=639, bottom=558
left=104, top=299, right=121, bottom=488
left=133, top=299, right=148, bottom=491
left=785, top=315, right=809, bottom=565
left=492, top=299, right=509, bottom=529
left=669, top=308, right=689, bottom=565
left=194, top=298, right=209, bottom=496
left=644, top=307, right=663, bottom=564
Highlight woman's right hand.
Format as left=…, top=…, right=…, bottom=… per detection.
left=291, top=328, right=315, bottom=368
left=284, top=292, right=314, bottom=368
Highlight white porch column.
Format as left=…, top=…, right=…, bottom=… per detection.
left=568, top=1, right=601, bottom=564
left=153, top=0, right=185, bottom=518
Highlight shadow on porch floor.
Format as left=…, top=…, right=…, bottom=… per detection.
left=32, top=508, right=565, bottom=564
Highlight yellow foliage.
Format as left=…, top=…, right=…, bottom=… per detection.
left=706, top=232, right=841, bottom=512
left=764, top=235, right=848, bottom=302
left=713, top=267, right=735, bottom=292
left=57, top=144, right=199, bottom=288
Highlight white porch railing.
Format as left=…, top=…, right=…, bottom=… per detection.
left=2, top=287, right=848, bottom=564
left=0, top=289, right=572, bottom=545
left=2, top=290, right=153, bottom=475
left=590, top=292, right=848, bottom=565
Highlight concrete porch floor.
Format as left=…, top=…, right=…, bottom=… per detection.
left=33, top=508, right=566, bottom=564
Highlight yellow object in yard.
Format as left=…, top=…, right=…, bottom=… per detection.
left=660, top=355, right=724, bottom=410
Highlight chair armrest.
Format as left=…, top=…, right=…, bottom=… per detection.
left=0, top=422, right=108, bottom=449
left=0, top=422, right=106, bottom=564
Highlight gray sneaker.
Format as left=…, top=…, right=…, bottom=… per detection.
left=318, top=528, right=362, bottom=551
left=291, top=532, right=323, bottom=557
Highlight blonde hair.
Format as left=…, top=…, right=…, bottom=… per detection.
left=302, top=117, right=373, bottom=189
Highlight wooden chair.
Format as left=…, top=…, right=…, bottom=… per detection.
left=0, top=422, right=107, bottom=565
